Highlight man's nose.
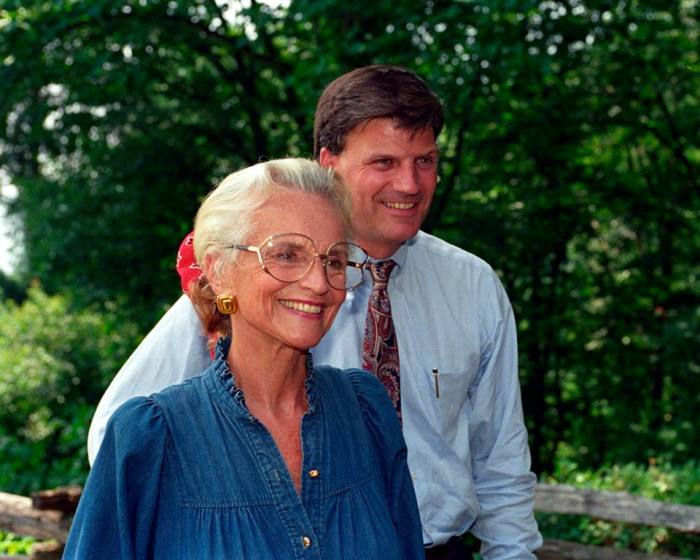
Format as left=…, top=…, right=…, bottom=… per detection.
left=393, top=164, right=421, bottom=194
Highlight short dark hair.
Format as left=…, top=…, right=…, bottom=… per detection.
left=313, top=65, right=444, bottom=158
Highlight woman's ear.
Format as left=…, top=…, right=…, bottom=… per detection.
left=202, top=253, right=223, bottom=295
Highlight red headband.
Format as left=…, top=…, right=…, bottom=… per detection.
left=176, top=232, right=203, bottom=293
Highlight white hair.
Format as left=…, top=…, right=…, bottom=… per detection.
left=193, top=158, right=351, bottom=280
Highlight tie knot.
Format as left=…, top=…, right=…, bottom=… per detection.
left=370, top=260, right=396, bottom=284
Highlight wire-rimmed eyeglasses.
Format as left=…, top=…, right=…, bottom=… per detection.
left=231, top=233, right=368, bottom=291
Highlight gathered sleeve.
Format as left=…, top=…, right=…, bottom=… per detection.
left=87, top=295, right=210, bottom=465
left=348, top=369, right=425, bottom=560
left=64, top=398, right=168, bottom=559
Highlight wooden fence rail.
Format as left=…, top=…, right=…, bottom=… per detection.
left=0, top=492, right=71, bottom=542
left=0, top=487, right=79, bottom=560
left=534, top=483, right=700, bottom=560
left=536, top=539, right=687, bottom=560
left=535, top=483, right=700, bottom=533
left=2, top=483, right=700, bottom=559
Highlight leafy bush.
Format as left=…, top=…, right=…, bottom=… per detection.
left=539, top=452, right=700, bottom=557
left=0, top=532, right=35, bottom=556
left=0, top=285, right=140, bottom=494
left=0, top=270, right=26, bottom=304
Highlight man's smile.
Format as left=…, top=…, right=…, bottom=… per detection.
left=383, top=201, right=417, bottom=210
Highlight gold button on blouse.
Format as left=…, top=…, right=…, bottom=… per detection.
left=308, top=469, right=320, bottom=478
left=302, top=536, right=312, bottom=548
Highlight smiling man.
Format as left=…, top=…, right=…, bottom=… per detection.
left=88, top=65, right=541, bottom=559
left=319, top=119, right=439, bottom=259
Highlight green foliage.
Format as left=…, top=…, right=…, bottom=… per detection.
left=0, top=285, right=139, bottom=494
left=539, top=458, right=700, bottom=557
left=0, top=0, right=315, bottom=323
left=0, top=269, right=26, bottom=303
left=0, top=0, right=698, bottom=478
left=0, top=532, right=36, bottom=556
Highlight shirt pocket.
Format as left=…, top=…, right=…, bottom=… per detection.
left=431, top=369, right=471, bottom=441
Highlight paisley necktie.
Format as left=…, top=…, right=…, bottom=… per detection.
left=362, top=260, right=401, bottom=417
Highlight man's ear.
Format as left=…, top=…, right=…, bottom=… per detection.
left=318, top=147, right=337, bottom=170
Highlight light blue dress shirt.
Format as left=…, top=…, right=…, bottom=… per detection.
left=88, top=231, right=542, bottom=558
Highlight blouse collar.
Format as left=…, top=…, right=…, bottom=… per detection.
left=209, top=337, right=319, bottom=420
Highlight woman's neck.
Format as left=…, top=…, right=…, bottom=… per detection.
left=226, top=331, right=308, bottom=419
left=226, top=329, right=309, bottom=494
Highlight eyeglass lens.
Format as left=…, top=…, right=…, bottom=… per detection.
left=260, top=234, right=366, bottom=290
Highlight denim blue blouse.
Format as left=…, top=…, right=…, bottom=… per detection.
left=64, top=339, right=424, bottom=559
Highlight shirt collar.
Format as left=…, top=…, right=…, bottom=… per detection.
left=363, top=233, right=417, bottom=285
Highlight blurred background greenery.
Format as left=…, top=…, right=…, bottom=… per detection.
left=0, top=0, right=698, bottom=555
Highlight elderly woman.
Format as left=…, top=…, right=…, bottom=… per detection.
left=63, top=159, right=424, bottom=559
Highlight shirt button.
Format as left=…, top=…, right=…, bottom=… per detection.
left=308, top=469, right=320, bottom=478
left=411, top=472, right=418, bottom=480
left=302, top=536, right=312, bottom=548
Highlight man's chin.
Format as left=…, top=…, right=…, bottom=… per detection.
left=387, top=224, right=421, bottom=244
left=370, top=229, right=421, bottom=257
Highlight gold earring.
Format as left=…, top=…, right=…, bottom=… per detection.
left=215, top=295, right=238, bottom=315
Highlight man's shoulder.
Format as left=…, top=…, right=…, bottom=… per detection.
left=406, top=230, right=495, bottom=274
left=401, top=232, right=511, bottom=309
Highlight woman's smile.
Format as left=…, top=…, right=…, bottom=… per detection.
left=279, top=299, right=324, bottom=315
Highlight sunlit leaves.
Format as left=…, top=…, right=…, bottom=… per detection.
left=0, top=285, right=139, bottom=493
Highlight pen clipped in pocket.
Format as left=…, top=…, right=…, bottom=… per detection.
left=430, top=368, right=470, bottom=434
